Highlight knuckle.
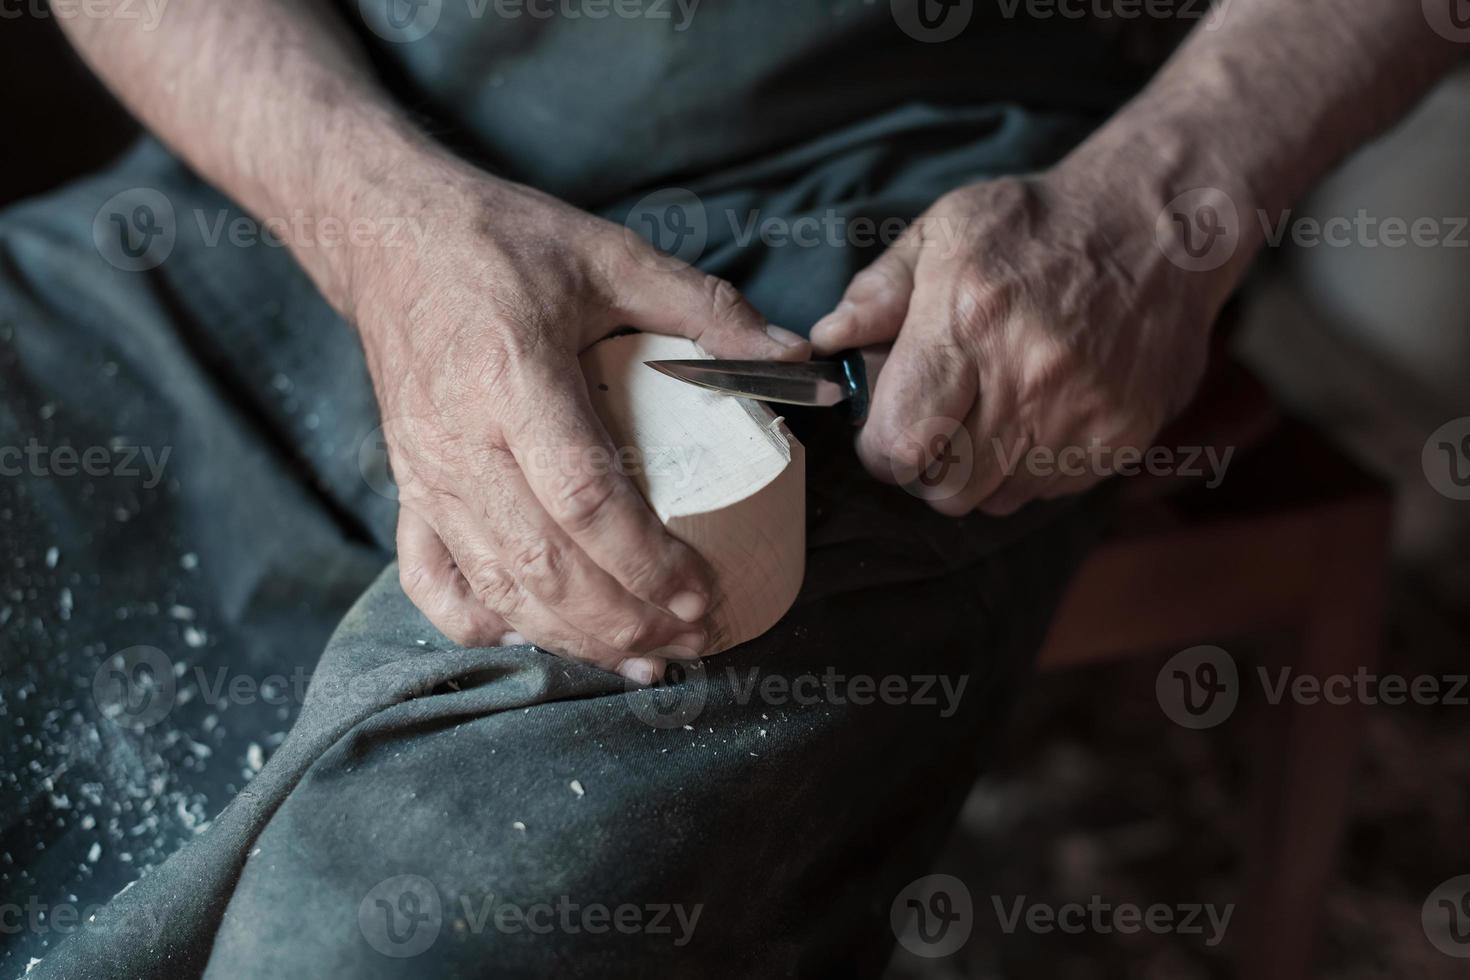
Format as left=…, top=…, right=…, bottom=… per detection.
left=887, top=435, right=929, bottom=472
left=703, top=276, right=758, bottom=329
left=466, top=559, right=520, bottom=613
left=852, top=262, right=904, bottom=301
left=508, top=539, right=568, bottom=601
left=547, top=471, right=619, bottom=534
left=618, top=548, right=676, bottom=600
left=610, top=616, right=654, bottom=652
left=950, top=274, right=1009, bottom=336
left=866, top=411, right=921, bottom=470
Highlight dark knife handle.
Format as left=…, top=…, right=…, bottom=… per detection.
left=835, top=348, right=870, bottom=426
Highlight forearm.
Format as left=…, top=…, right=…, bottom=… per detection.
left=53, top=0, right=447, bottom=311
left=1061, top=0, right=1463, bottom=282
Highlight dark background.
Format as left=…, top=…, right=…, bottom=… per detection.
left=0, top=13, right=137, bottom=208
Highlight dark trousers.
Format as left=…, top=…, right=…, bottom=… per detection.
left=2, top=113, right=1106, bottom=977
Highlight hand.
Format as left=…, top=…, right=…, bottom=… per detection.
left=809, top=169, right=1228, bottom=515
left=348, top=160, right=810, bottom=683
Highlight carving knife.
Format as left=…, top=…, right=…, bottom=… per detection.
left=644, top=348, right=875, bottom=425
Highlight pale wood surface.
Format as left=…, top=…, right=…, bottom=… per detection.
left=581, top=333, right=806, bottom=652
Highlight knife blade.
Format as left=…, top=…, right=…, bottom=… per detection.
left=645, top=347, right=871, bottom=424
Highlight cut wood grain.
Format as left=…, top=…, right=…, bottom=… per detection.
left=580, top=333, right=805, bottom=652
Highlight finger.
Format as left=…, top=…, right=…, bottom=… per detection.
left=810, top=231, right=921, bottom=353
left=432, top=536, right=688, bottom=683
left=911, top=399, right=1005, bottom=518
left=506, top=358, right=718, bottom=626
left=613, top=259, right=810, bottom=361
left=615, top=655, right=668, bottom=688
left=978, top=419, right=1120, bottom=515
left=429, top=440, right=708, bottom=655
left=856, top=291, right=978, bottom=486
left=395, top=506, right=512, bottom=648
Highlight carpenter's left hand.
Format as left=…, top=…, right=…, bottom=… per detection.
left=810, top=169, right=1229, bottom=515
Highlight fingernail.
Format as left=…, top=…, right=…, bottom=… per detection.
left=667, top=590, right=707, bottom=623
left=501, top=631, right=528, bottom=647
left=670, top=630, right=706, bottom=657
left=765, top=324, right=807, bottom=349
left=617, top=657, right=660, bottom=687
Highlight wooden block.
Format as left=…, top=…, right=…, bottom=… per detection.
left=581, top=333, right=805, bottom=652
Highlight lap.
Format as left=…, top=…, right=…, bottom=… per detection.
left=203, top=494, right=1098, bottom=978
left=12, top=111, right=1108, bottom=978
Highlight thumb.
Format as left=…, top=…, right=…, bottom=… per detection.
left=810, top=227, right=921, bottom=354
left=615, top=260, right=810, bottom=361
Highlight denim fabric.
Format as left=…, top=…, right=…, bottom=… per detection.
left=5, top=96, right=1111, bottom=978
left=337, top=0, right=1158, bottom=204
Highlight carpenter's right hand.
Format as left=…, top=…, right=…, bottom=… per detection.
left=349, top=164, right=809, bottom=684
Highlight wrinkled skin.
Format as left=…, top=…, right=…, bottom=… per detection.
left=811, top=171, right=1227, bottom=516
left=348, top=166, right=811, bottom=684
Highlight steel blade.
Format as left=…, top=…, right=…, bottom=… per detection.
left=644, top=359, right=850, bottom=407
